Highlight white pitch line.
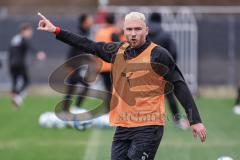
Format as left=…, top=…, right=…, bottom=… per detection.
left=82, top=129, right=101, bottom=160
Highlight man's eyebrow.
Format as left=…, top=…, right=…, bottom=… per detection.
left=126, top=27, right=142, bottom=29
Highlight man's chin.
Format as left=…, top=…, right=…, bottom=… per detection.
left=129, top=42, right=138, bottom=48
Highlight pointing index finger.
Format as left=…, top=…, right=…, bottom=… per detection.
left=38, top=12, right=47, bottom=20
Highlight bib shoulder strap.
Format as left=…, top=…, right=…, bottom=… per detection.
left=117, top=42, right=129, bottom=54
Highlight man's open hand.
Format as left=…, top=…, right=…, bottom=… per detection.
left=191, top=123, right=207, bottom=143
left=37, top=12, right=56, bottom=33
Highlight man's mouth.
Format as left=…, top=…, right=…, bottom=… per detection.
left=131, top=39, right=137, bottom=43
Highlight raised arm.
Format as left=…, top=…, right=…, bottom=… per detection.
left=37, top=12, right=120, bottom=63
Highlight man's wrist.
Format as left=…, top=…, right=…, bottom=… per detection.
left=54, top=26, right=60, bottom=35
left=190, top=119, right=202, bottom=126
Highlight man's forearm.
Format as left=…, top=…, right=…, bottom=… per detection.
left=173, top=80, right=202, bottom=125
left=56, top=29, right=98, bottom=55
left=55, top=29, right=120, bottom=63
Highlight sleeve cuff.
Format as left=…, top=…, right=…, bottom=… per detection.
left=54, top=26, right=60, bottom=35
left=189, top=119, right=202, bottom=126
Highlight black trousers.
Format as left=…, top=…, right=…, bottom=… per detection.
left=62, top=69, right=89, bottom=111
left=10, top=65, right=29, bottom=94
left=111, top=125, right=164, bottom=160
left=100, top=71, right=112, bottom=102
left=235, top=86, right=240, bottom=105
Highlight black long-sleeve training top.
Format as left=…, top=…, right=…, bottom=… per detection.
left=55, top=29, right=202, bottom=125
left=8, top=34, right=37, bottom=67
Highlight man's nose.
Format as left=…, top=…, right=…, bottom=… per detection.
left=130, top=30, right=136, bottom=36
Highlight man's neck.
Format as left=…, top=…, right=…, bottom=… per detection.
left=124, top=39, right=151, bottom=60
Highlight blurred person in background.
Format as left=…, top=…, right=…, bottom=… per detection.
left=233, top=81, right=240, bottom=115
left=8, top=23, right=46, bottom=107
left=148, top=12, right=189, bottom=129
left=95, top=12, right=123, bottom=104
left=61, top=14, right=95, bottom=112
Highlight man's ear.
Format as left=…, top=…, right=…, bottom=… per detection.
left=145, top=26, right=149, bottom=35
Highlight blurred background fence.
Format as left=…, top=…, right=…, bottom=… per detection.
left=0, top=5, right=239, bottom=96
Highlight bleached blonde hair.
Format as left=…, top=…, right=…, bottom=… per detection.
left=124, top=12, right=146, bottom=24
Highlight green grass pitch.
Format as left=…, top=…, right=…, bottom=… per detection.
left=0, top=95, right=239, bottom=160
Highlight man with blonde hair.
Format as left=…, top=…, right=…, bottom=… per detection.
left=38, top=11, right=206, bottom=160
